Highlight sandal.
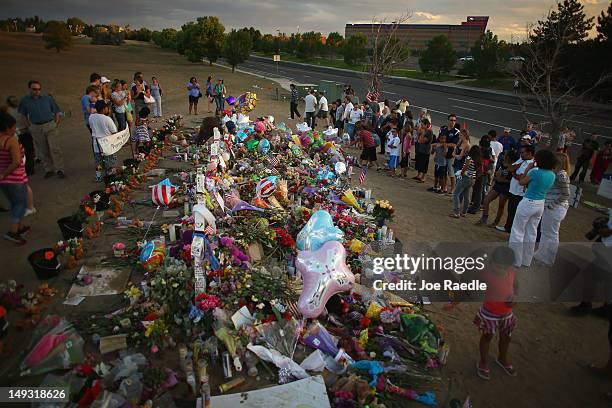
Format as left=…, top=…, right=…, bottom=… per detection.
left=476, top=364, right=491, bottom=380
left=449, top=214, right=460, bottom=219
left=495, top=359, right=517, bottom=377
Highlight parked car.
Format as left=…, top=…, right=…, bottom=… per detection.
left=509, top=56, right=525, bottom=61
left=459, top=56, right=474, bottom=62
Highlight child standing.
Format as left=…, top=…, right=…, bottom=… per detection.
left=474, top=246, right=518, bottom=380
left=400, top=125, right=413, bottom=178
left=430, top=134, right=448, bottom=193
left=386, top=128, right=401, bottom=177
left=132, top=107, right=151, bottom=155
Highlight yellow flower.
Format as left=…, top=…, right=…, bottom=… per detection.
left=145, top=325, right=153, bottom=338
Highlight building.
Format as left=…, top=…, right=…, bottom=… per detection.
left=345, top=16, right=488, bottom=52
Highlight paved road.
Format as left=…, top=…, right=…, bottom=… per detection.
left=237, top=56, right=612, bottom=145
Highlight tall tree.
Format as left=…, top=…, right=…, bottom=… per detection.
left=42, top=20, right=72, bottom=52
left=418, top=35, right=456, bottom=75
left=327, top=32, right=344, bottom=59
left=296, top=31, right=323, bottom=59
left=464, top=30, right=506, bottom=78
left=343, top=33, right=368, bottom=65
left=223, top=29, right=252, bottom=72
left=597, top=1, right=612, bottom=42
left=180, top=17, right=225, bottom=64
left=532, top=0, right=594, bottom=44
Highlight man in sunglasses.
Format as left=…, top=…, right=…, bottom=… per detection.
left=438, top=113, right=461, bottom=194
left=18, top=80, right=65, bottom=178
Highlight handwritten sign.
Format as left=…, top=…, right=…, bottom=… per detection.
left=97, top=126, right=130, bottom=156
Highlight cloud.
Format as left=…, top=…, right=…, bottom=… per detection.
left=413, top=11, right=442, bottom=21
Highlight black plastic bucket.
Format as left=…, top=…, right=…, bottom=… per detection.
left=57, top=216, right=83, bottom=240
left=28, top=248, right=62, bottom=280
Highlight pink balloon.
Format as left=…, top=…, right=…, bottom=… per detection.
left=296, top=240, right=355, bottom=319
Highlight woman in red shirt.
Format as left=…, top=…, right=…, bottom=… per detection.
left=355, top=122, right=380, bottom=170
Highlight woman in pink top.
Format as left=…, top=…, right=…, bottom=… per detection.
left=0, top=111, right=30, bottom=245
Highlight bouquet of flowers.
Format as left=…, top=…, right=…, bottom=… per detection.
left=372, top=200, right=394, bottom=226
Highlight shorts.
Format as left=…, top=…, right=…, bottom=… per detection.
left=189, top=95, right=199, bottom=104
left=493, top=183, right=510, bottom=196
left=415, top=152, right=430, bottom=173
left=400, top=155, right=409, bottom=168
left=335, top=120, right=344, bottom=129
left=446, top=157, right=455, bottom=177
left=473, top=306, right=517, bottom=335
left=388, top=155, right=399, bottom=169
left=0, top=183, right=27, bottom=224
left=317, top=110, right=328, bottom=119
left=434, top=164, right=448, bottom=178
left=360, top=146, right=377, bottom=162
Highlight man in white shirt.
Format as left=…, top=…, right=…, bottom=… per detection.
left=316, top=91, right=329, bottom=127
left=303, top=89, right=317, bottom=129
left=88, top=100, right=118, bottom=180
left=488, top=130, right=504, bottom=170
left=497, top=144, right=535, bottom=233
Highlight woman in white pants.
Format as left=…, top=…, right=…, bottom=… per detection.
left=534, top=153, right=571, bottom=266
left=509, top=150, right=558, bottom=267
left=150, top=77, right=163, bottom=117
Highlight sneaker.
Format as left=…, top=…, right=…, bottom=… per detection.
left=44, top=171, right=54, bottom=179
left=427, top=187, right=437, bottom=192
left=3, top=231, right=26, bottom=245
left=56, top=170, right=66, bottom=178
left=495, top=225, right=508, bottom=232
left=24, top=207, right=37, bottom=217
left=18, top=225, right=31, bottom=237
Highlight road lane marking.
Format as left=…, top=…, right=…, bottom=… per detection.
left=448, top=97, right=612, bottom=130
left=410, top=104, right=520, bottom=132
left=451, top=105, right=478, bottom=112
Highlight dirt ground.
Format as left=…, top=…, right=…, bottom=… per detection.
left=1, top=33, right=611, bottom=407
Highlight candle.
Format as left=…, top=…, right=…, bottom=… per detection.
left=169, top=225, right=177, bottom=242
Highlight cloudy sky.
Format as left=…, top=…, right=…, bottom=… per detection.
left=1, top=0, right=609, bottom=40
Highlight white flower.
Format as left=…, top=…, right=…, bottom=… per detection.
left=256, top=303, right=265, bottom=310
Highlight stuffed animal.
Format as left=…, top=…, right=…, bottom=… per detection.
left=220, top=236, right=250, bottom=266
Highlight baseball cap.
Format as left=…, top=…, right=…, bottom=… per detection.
left=520, top=134, right=531, bottom=140
left=504, top=127, right=511, bottom=133
left=100, top=76, right=110, bottom=84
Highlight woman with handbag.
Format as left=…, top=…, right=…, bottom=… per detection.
left=213, top=78, right=226, bottom=116
left=131, top=72, right=149, bottom=120
left=150, top=76, right=163, bottom=117
left=187, top=77, right=201, bottom=115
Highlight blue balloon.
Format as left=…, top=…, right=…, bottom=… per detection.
left=296, top=210, right=344, bottom=251
left=139, top=241, right=154, bottom=263
left=259, top=138, right=270, bottom=155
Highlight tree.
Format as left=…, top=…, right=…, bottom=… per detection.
left=42, top=21, right=72, bottom=52
left=296, top=31, right=323, bottom=59
left=517, top=18, right=612, bottom=148
left=532, top=0, right=594, bottom=44
left=223, top=29, right=252, bottom=72
left=179, top=16, right=225, bottom=64
left=419, top=35, right=456, bottom=75
left=463, top=30, right=506, bottom=78
left=367, top=14, right=412, bottom=94
left=343, top=33, right=368, bottom=65
left=66, top=17, right=86, bottom=35
left=597, top=1, right=612, bottom=42
left=327, top=32, right=343, bottom=59
left=153, top=28, right=178, bottom=49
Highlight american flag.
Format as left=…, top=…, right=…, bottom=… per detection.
left=203, top=225, right=216, bottom=235
left=366, top=90, right=380, bottom=102
left=359, top=167, right=367, bottom=184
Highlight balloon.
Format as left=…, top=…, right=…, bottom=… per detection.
left=296, top=210, right=344, bottom=251
left=300, top=134, right=312, bottom=147
left=236, top=127, right=253, bottom=143
left=237, top=92, right=257, bottom=114
left=254, top=121, right=266, bottom=134
left=225, top=96, right=237, bottom=105
left=256, top=176, right=277, bottom=198
left=296, top=240, right=355, bottom=319
left=139, top=240, right=167, bottom=272
left=193, top=203, right=216, bottom=232
left=259, top=138, right=270, bottom=155
left=335, top=162, right=347, bottom=174
left=246, top=139, right=260, bottom=151
left=341, top=190, right=363, bottom=212
left=231, top=200, right=265, bottom=213
left=151, top=178, right=177, bottom=207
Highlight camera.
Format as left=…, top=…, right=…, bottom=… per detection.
left=585, top=216, right=609, bottom=241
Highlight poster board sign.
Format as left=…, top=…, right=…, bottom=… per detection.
left=273, top=54, right=281, bottom=62
left=97, top=126, right=130, bottom=156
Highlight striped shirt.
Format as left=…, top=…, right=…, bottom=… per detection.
left=132, top=123, right=150, bottom=143
left=290, top=88, right=299, bottom=103
left=464, top=156, right=477, bottom=178
left=0, top=136, right=28, bottom=184
left=544, top=170, right=570, bottom=207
